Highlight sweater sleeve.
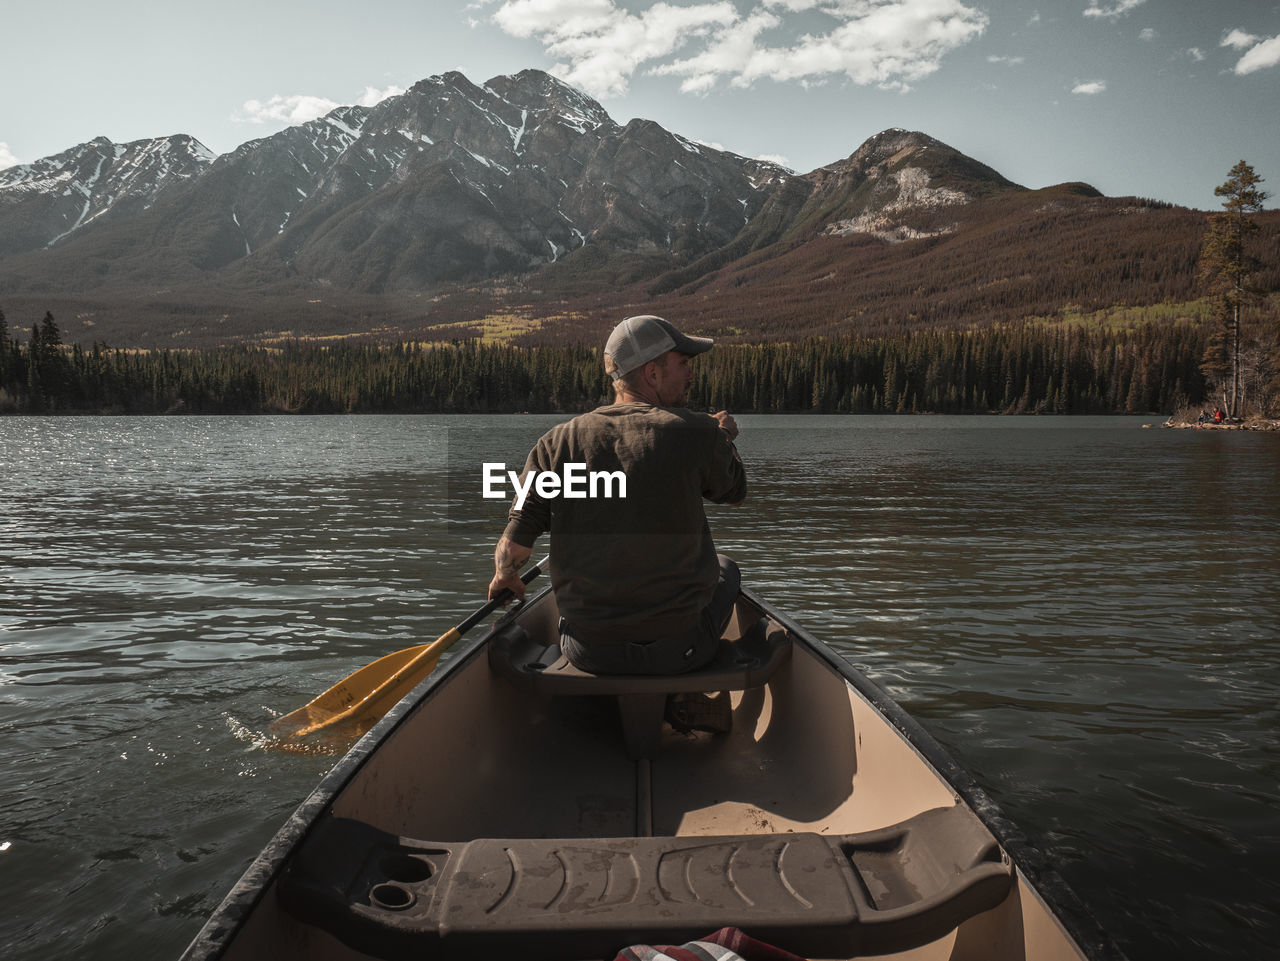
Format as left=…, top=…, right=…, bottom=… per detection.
left=703, top=422, right=747, bottom=505
left=501, top=442, right=552, bottom=548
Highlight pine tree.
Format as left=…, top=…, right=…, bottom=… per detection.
left=0, top=307, right=16, bottom=410
left=1199, top=161, right=1268, bottom=418
left=0, top=308, right=9, bottom=391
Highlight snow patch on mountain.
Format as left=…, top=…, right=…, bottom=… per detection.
left=0, top=135, right=215, bottom=251
left=824, top=166, right=967, bottom=243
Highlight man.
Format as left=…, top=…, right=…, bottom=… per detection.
left=489, top=314, right=746, bottom=676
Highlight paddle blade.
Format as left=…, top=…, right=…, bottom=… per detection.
left=268, top=629, right=459, bottom=744
left=266, top=555, right=548, bottom=749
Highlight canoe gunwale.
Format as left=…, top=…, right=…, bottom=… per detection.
left=739, top=587, right=1128, bottom=961
left=182, top=584, right=1126, bottom=961
left=178, top=587, right=552, bottom=961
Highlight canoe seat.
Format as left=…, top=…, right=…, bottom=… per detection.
left=486, top=614, right=792, bottom=759
left=278, top=804, right=1014, bottom=961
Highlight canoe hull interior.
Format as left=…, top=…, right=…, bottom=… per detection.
left=187, top=588, right=1112, bottom=961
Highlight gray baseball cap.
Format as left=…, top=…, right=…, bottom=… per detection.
left=604, top=315, right=713, bottom=380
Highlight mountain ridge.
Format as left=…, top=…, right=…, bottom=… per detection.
left=3, top=67, right=1256, bottom=349
left=1, top=70, right=800, bottom=293
left=0, top=134, right=214, bottom=257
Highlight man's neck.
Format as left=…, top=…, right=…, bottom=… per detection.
left=613, top=384, right=661, bottom=406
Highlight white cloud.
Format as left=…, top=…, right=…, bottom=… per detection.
left=1139, top=27, right=1155, bottom=41
left=1221, top=28, right=1259, bottom=50
left=656, top=9, right=781, bottom=93
left=488, top=0, right=988, bottom=97
left=1221, top=28, right=1280, bottom=75
left=1072, top=80, right=1106, bottom=95
left=1234, top=34, right=1280, bottom=74
left=1083, top=0, right=1145, bottom=19
left=0, top=142, right=20, bottom=170
left=987, top=54, right=1025, bottom=65
left=491, top=0, right=738, bottom=97
left=1187, top=47, right=1205, bottom=62
left=690, top=139, right=791, bottom=168
left=357, top=85, right=406, bottom=107
left=238, top=94, right=342, bottom=126
left=236, top=84, right=406, bottom=127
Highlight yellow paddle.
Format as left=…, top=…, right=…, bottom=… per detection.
left=269, top=555, right=549, bottom=745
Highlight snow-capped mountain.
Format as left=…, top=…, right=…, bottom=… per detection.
left=0, top=69, right=1035, bottom=309
left=0, top=70, right=809, bottom=293
left=228, top=68, right=794, bottom=288
left=0, top=135, right=214, bottom=256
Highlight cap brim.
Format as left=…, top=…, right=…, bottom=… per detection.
left=671, top=332, right=713, bottom=355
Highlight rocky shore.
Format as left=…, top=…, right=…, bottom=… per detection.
left=1160, top=417, right=1280, bottom=431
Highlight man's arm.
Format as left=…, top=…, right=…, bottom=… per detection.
left=488, top=536, right=533, bottom=604
left=490, top=438, right=551, bottom=603
left=713, top=410, right=739, bottom=442
left=709, top=410, right=746, bottom=506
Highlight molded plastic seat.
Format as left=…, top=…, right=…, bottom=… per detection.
left=278, top=805, right=1014, bottom=961
left=487, top=615, right=792, bottom=758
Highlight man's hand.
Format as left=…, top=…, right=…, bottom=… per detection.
left=713, top=410, right=739, bottom=442
left=489, top=537, right=533, bottom=605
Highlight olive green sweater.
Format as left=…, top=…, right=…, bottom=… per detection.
left=502, top=403, right=746, bottom=645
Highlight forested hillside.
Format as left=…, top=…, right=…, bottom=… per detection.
left=529, top=196, right=1280, bottom=346
left=1, top=310, right=1205, bottom=416
left=6, top=104, right=1278, bottom=354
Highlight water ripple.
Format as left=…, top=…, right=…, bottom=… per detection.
left=2, top=415, right=1278, bottom=961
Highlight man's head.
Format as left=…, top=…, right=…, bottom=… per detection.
left=604, top=315, right=712, bottom=406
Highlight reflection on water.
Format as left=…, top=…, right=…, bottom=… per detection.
left=2, top=415, right=1278, bottom=961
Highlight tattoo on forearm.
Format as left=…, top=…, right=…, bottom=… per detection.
left=495, top=541, right=522, bottom=577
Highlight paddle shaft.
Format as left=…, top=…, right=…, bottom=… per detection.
left=271, top=554, right=549, bottom=742
left=461, top=553, right=549, bottom=633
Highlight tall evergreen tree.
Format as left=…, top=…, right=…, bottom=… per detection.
left=0, top=308, right=9, bottom=387
left=0, top=307, right=13, bottom=405
left=1199, top=160, right=1269, bottom=417
left=41, top=312, right=74, bottom=407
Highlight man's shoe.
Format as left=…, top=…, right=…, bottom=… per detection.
left=664, top=691, right=733, bottom=734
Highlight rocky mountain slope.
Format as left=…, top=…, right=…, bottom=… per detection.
left=1, top=68, right=1244, bottom=348
left=0, top=135, right=214, bottom=257
left=0, top=70, right=794, bottom=296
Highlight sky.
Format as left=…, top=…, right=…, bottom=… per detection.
left=2, top=0, right=1278, bottom=210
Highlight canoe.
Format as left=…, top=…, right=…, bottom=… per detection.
left=182, top=584, right=1123, bottom=961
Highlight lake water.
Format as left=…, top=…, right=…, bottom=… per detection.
left=1, top=415, right=1277, bottom=961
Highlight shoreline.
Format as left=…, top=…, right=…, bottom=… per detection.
left=1161, top=418, right=1280, bottom=431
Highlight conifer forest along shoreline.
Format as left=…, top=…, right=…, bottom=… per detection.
left=0, top=312, right=1224, bottom=418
